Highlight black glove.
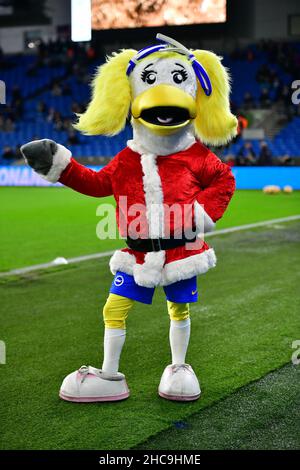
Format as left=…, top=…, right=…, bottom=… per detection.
left=21, top=139, right=58, bottom=175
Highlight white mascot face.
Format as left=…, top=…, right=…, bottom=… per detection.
left=130, top=56, right=197, bottom=99
left=129, top=55, right=198, bottom=135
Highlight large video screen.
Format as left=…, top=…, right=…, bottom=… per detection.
left=91, top=0, right=226, bottom=30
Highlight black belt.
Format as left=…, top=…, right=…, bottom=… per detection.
left=126, top=234, right=196, bottom=252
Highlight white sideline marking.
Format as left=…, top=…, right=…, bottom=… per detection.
left=206, top=214, right=300, bottom=237
left=1, top=214, right=299, bottom=278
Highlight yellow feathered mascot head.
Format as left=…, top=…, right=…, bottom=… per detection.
left=75, top=34, right=237, bottom=147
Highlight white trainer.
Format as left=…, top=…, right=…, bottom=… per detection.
left=158, top=364, right=201, bottom=401
left=59, top=365, right=130, bottom=402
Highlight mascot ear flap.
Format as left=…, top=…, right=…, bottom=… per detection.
left=74, top=49, right=137, bottom=136
left=193, top=50, right=238, bottom=146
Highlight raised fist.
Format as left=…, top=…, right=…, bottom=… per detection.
left=21, top=139, right=71, bottom=183
left=21, top=139, right=58, bottom=175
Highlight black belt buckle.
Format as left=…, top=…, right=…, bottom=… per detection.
left=151, top=238, right=162, bottom=252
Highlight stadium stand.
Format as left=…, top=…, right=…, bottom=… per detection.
left=0, top=39, right=299, bottom=165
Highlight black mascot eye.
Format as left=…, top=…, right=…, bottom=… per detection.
left=141, top=71, right=157, bottom=84
left=172, top=70, right=188, bottom=84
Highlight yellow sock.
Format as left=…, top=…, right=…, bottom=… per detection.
left=102, top=294, right=134, bottom=373
left=103, top=293, right=134, bottom=329
left=167, top=300, right=190, bottom=322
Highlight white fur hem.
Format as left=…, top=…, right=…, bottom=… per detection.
left=161, top=248, right=217, bottom=286
left=109, top=248, right=216, bottom=287
left=41, top=144, right=71, bottom=183
left=194, top=200, right=215, bottom=234
left=109, top=250, right=136, bottom=276
left=133, top=251, right=165, bottom=288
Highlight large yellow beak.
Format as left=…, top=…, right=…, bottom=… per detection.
left=131, top=84, right=197, bottom=135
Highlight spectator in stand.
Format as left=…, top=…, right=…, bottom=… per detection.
left=2, top=146, right=16, bottom=161
left=256, top=64, right=270, bottom=83
left=272, top=76, right=282, bottom=96
left=236, top=141, right=257, bottom=166
left=51, top=82, right=62, bottom=96
left=276, top=84, right=295, bottom=120
left=3, top=118, right=15, bottom=132
left=0, top=115, right=4, bottom=131
left=73, top=62, right=90, bottom=84
left=67, top=130, right=79, bottom=145
left=87, top=45, right=96, bottom=63
left=66, top=46, right=75, bottom=61
left=0, top=116, right=16, bottom=132
left=37, top=101, right=47, bottom=115
left=71, top=102, right=85, bottom=114
left=278, top=155, right=294, bottom=166
left=276, top=85, right=291, bottom=107
left=8, top=85, right=24, bottom=120
left=233, top=113, right=248, bottom=143
left=53, top=111, right=64, bottom=130
left=243, top=92, right=255, bottom=109
left=260, top=87, right=271, bottom=108
left=63, top=118, right=73, bottom=132
left=257, top=141, right=273, bottom=166
left=46, top=107, right=56, bottom=123
left=224, top=154, right=235, bottom=167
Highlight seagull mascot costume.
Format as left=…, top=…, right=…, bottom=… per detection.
left=21, top=34, right=237, bottom=403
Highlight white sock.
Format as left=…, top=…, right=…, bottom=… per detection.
left=102, top=328, right=126, bottom=374
left=169, top=318, right=191, bottom=365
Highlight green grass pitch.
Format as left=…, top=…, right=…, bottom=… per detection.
left=1, top=187, right=300, bottom=272
left=0, top=188, right=299, bottom=450
left=138, top=363, right=300, bottom=450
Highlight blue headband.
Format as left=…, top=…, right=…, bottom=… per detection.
left=126, top=33, right=212, bottom=97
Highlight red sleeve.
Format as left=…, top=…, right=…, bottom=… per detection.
left=194, top=151, right=236, bottom=222
left=59, top=155, right=118, bottom=198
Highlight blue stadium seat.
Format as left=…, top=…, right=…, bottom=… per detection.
left=1, top=46, right=299, bottom=160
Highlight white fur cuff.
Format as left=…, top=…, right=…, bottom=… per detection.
left=194, top=200, right=215, bottom=234
left=40, top=144, right=72, bottom=183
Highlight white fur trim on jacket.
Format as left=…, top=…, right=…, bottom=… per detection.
left=140, top=153, right=165, bottom=239
left=133, top=251, right=165, bottom=288
left=161, top=248, right=217, bottom=286
left=194, top=200, right=216, bottom=234
left=41, top=144, right=71, bottom=183
left=109, top=248, right=216, bottom=288
left=128, top=140, right=165, bottom=239
left=109, top=250, right=136, bottom=276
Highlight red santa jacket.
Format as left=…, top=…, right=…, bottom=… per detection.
left=59, top=140, right=235, bottom=287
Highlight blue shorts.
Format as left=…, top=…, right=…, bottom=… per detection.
left=110, top=271, right=198, bottom=304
